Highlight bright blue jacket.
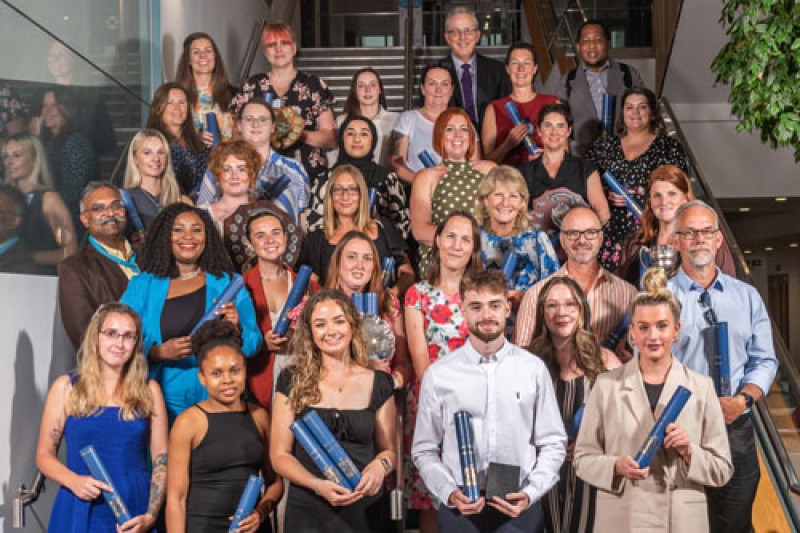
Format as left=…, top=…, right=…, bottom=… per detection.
left=121, top=271, right=262, bottom=421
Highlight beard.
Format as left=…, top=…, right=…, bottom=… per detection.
left=469, top=320, right=504, bottom=343
left=687, top=246, right=714, bottom=268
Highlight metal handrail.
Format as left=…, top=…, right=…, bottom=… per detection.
left=239, top=19, right=268, bottom=85
left=12, top=469, right=45, bottom=529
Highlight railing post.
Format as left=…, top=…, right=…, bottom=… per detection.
left=403, top=1, right=414, bottom=110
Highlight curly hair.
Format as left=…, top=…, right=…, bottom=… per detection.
left=638, top=165, right=694, bottom=244
left=192, top=319, right=244, bottom=368
left=68, top=302, right=153, bottom=420
left=474, top=165, right=531, bottom=231
left=146, top=82, right=203, bottom=152
left=631, top=267, right=682, bottom=323
left=343, top=68, right=388, bottom=118
left=323, top=164, right=372, bottom=240
left=427, top=211, right=482, bottom=285
left=123, top=128, right=182, bottom=206
left=286, top=289, right=369, bottom=413
left=528, top=276, right=606, bottom=385
left=175, top=32, right=233, bottom=112
left=432, top=108, right=477, bottom=160
left=140, top=203, right=234, bottom=278
left=326, top=231, right=393, bottom=317
left=207, top=139, right=262, bottom=190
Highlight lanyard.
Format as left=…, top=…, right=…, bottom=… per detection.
left=88, top=236, right=140, bottom=274
left=0, top=236, right=19, bottom=256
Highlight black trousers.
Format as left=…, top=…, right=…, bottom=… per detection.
left=706, top=414, right=760, bottom=533
left=438, top=500, right=544, bottom=533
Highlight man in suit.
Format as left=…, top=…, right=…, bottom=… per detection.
left=440, top=6, right=511, bottom=132
left=668, top=200, right=778, bottom=533
left=0, top=183, right=41, bottom=274
left=59, top=182, right=139, bottom=347
left=556, top=20, right=645, bottom=156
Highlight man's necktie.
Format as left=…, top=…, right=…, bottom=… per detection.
left=460, top=63, right=478, bottom=125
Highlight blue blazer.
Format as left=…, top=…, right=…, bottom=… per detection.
left=121, top=271, right=262, bottom=421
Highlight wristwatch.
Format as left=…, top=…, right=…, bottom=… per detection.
left=380, top=457, right=392, bottom=473
left=740, top=392, right=755, bottom=409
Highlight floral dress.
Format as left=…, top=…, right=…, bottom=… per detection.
left=403, top=281, right=470, bottom=510
left=586, top=134, right=687, bottom=270
left=192, top=86, right=233, bottom=139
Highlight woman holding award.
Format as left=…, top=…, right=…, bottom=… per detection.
left=121, top=203, right=261, bottom=422
left=37, top=302, right=168, bottom=532
left=271, top=289, right=397, bottom=532
left=573, top=268, right=732, bottom=531
left=167, top=320, right=283, bottom=532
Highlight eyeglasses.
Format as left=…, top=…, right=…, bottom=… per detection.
left=543, top=301, right=579, bottom=314
left=242, top=115, right=272, bottom=126
left=87, top=201, right=125, bottom=214
left=562, top=228, right=602, bottom=241
left=446, top=28, right=479, bottom=38
left=100, top=329, right=138, bottom=344
left=675, top=228, right=719, bottom=240
left=330, top=186, right=360, bottom=198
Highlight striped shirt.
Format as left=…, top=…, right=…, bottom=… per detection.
left=514, top=264, right=637, bottom=351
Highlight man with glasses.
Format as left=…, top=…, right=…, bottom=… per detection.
left=515, top=206, right=636, bottom=359
left=556, top=20, right=645, bottom=156
left=59, top=182, right=139, bottom=348
left=440, top=6, right=511, bottom=130
left=668, top=200, right=777, bottom=533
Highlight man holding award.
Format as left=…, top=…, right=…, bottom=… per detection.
left=412, top=269, right=566, bottom=532
left=668, top=200, right=778, bottom=533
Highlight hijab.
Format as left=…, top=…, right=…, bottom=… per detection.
left=333, top=115, right=390, bottom=189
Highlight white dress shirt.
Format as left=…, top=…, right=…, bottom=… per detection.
left=412, top=338, right=566, bottom=508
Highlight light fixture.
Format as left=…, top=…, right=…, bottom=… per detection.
left=739, top=207, right=751, bottom=212
left=776, top=197, right=788, bottom=202
left=744, top=249, right=752, bottom=254
left=765, top=247, right=774, bottom=251
left=790, top=243, right=799, bottom=248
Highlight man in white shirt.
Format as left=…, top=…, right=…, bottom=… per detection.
left=413, top=269, right=566, bottom=532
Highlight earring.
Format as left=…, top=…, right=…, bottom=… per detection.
left=628, top=333, right=636, bottom=349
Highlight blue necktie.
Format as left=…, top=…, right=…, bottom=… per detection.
left=460, top=63, right=477, bottom=125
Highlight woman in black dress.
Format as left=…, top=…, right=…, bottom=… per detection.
left=167, top=319, right=283, bottom=532
left=271, top=289, right=397, bottom=533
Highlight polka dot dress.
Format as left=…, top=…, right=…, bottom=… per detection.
left=418, top=160, right=483, bottom=277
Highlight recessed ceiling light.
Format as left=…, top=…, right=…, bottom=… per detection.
left=739, top=207, right=751, bottom=212
left=790, top=243, right=799, bottom=248
left=744, top=249, right=752, bottom=254
left=765, top=247, right=774, bottom=251
left=776, top=197, right=788, bottom=202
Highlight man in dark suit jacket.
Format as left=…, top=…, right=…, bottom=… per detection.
left=58, top=182, right=139, bottom=348
left=440, top=7, right=511, bottom=132
left=0, top=184, right=43, bottom=275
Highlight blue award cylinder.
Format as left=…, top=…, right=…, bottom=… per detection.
left=351, top=292, right=364, bottom=313
left=290, top=420, right=351, bottom=489
left=418, top=150, right=437, bottom=169
left=602, top=313, right=631, bottom=350
left=302, top=410, right=362, bottom=489
left=119, top=189, right=145, bottom=233
left=454, top=411, right=481, bottom=502
left=568, top=404, right=585, bottom=441
left=503, top=100, right=538, bottom=155
left=206, top=112, right=221, bottom=146
left=228, top=475, right=264, bottom=532
left=601, top=171, right=643, bottom=221
left=715, top=321, right=731, bottom=397
left=633, top=386, right=692, bottom=468
left=381, top=256, right=396, bottom=288
left=190, top=276, right=245, bottom=335
left=262, top=175, right=291, bottom=200
left=501, top=251, right=518, bottom=288
left=272, top=265, right=312, bottom=337
left=79, top=445, right=132, bottom=524
left=601, top=94, right=615, bottom=136
left=365, top=292, right=379, bottom=315
left=368, top=187, right=378, bottom=213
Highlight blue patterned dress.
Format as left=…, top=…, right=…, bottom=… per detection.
left=480, top=228, right=560, bottom=291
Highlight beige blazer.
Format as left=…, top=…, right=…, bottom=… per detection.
left=573, top=356, right=732, bottom=532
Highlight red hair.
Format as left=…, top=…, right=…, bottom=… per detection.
left=262, top=21, right=296, bottom=46
left=432, top=108, right=476, bottom=160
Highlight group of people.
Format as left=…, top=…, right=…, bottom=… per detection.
left=0, top=7, right=776, bottom=533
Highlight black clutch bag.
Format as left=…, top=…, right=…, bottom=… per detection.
left=485, top=462, right=521, bottom=502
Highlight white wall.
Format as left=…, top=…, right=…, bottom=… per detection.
left=0, top=274, right=75, bottom=531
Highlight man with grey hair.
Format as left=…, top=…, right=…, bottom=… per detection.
left=440, top=6, right=511, bottom=130
left=668, top=199, right=778, bottom=533
left=58, top=181, right=139, bottom=347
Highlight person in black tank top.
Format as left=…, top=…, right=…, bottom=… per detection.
left=166, top=320, right=283, bottom=532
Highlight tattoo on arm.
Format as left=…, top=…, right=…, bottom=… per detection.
left=49, top=422, right=63, bottom=448
left=389, top=131, right=404, bottom=159
left=146, top=453, right=168, bottom=518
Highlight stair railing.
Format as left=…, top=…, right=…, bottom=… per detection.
left=12, top=469, right=45, bottom=529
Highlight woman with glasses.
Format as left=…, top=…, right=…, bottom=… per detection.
left=297, top=164, right=410, bottom=287
left=528, top=276, right=620, bottom=533
left=616, top=165, right=735, bottom=285
left=37, top=302, right=168, bottom=532
left=482, top=42, right=558, bottom=166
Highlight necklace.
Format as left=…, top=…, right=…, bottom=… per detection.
left=178, top=267, right=202, bottom=281
left=260, top=267, right=286, bottom=282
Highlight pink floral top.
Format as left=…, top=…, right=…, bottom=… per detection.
left=405, top=281, right=469, bottom=362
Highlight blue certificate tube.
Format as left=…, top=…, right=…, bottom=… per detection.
left=119, top=189, right=145, bottom=233
left=272, top=265, right=312, bottom=337
left=381, top=256, right=396, bottom=288
left=601, top=171, right=643, bottom=221
left=501, top=251, right=518, bottom=288
left=351, top=292, right=364, bottom=313
left=302, top=410, right=362, bottom=489
left=503, top=100, right=538, bottom=155
left=206, top=112, right=221, bottom=146
left=190, top=276, right=245, bottom=335
left=262, top=175, right=291, bottom=200
left=418, top=150, right=437, bottom=169
left=454, top=411, right=480, bottom=502
left=602, top=313, right=631, bottom=350
left=290, top=420, right=350, bottom=488
left=368, top=187, right=378, bottom=213
left=601, top=94, right=615, bottom=136
left=79, top=445, right=132, bottom=524
left=715, top=322, right=731, bottom=397
left=634, top=386, right=692, bottom=468
left=228, top=475, right=264, bottom=532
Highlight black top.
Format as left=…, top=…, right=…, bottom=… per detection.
left=171, top=142, right=209, bottom=195
left=0, top=238, right=44, bottom=275
left=20, top=190, right=58, bottom=252
left=298, top=217, right=407, bottom=286
left=186, top=404, right=264, bottom=531
left=643, top=381, right=665, bottom=413
left=127, top=187, right=161, bottom=231
left=160, top=284, right=205, bottom=340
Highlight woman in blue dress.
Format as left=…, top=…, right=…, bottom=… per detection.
left=36, top=302, right=168, bottom=532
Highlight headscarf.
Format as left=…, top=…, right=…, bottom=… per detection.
left=333, top=114, right=389, bottom=189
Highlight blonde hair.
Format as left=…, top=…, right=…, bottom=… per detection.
left=631, top=268, right=682, bottom=322
left=2, top=133, right=53, bottom=190
left=67, top=303, right=153, bottom=420
left=286, top=290, right=369, bottom=413
left=123, top=129, right=182, bottom=206
left=323, top=165, right=372, bottom=240
left=474, top=165, right=530, bottom=231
